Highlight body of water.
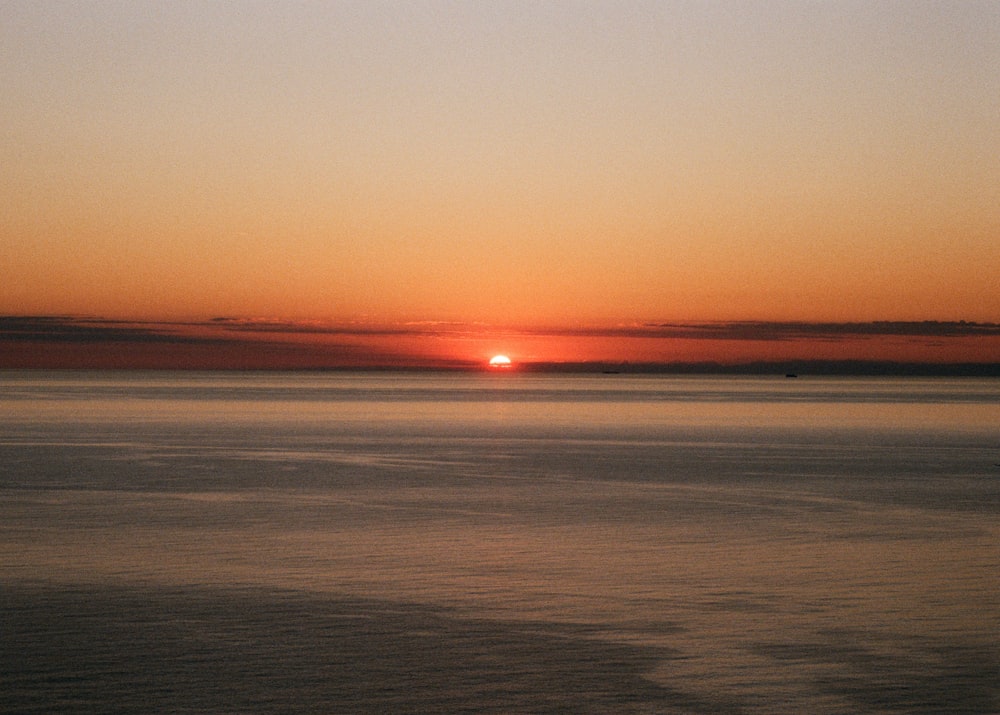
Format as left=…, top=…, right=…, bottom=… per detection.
left=2, top=371, right=998, bottom=713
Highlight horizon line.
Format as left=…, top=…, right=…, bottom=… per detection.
left=3, top=315, right=999, bottom=372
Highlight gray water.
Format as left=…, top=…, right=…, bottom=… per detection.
left=2, top=371, right=998, bottom=713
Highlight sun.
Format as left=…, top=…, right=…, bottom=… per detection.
left=488, top=354, right=513, bottom=369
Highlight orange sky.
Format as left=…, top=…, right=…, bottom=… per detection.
left=2, top=2, right=998, bottom=368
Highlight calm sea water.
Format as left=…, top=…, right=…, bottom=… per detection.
left=2, top=371, right=998, bottom=713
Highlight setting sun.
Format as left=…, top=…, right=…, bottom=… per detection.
left=488, top=354, right=512, bottom=369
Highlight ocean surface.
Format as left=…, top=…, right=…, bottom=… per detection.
left=2, top=371, right=998, bottom=714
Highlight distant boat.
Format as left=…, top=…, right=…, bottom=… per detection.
left=785, top=373, right=798, bottom=378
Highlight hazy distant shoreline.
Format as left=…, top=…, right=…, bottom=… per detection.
left=3, top=361, right=999, bottom=376
left=515, top=361, right=1000, bottom=377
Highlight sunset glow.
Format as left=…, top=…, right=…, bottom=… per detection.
left=488, top=355, right=513, bottom=369
left=1, top=3, right=998, bottom=370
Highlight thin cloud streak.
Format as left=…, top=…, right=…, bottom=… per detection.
left=2, top=316, right=999, bottom=370
left=527, top=321, right=1000, bottom=342
left=0, top=316, right=227, bottom=344
left=5, top=315, right=1000, bottom=345
left=0, top=316, right=463, bottom=370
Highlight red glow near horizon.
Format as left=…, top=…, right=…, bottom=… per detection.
left=1, top=317, right=999, bottom=370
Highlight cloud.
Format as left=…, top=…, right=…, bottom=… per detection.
left=0, top=316, right=477, bottom=369
left=4, top=316, right=998, bottom=371
left=526, top=321, right=1000, bottom=342
left=202, top=318, right=435, bottom=338
left=0, top=316, right=226, bottom=344
left=6, top=316, right=1000, bottom=347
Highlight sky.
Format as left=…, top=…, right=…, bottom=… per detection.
left=2, top=1, right=999, bottom=369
